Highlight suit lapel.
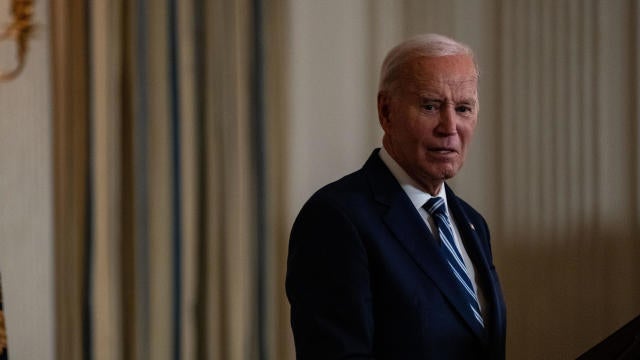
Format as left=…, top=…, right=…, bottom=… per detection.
left=446, top=186, right=501, bottom=341
left=445, top=186, right=491, bottom=275
left=363, top=151, right=487, bottom=342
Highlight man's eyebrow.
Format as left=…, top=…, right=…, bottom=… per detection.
left=458, top=98, right=477, bottom=105
left=417, top=93, right=444, bottom=101
left=419, top=96, right=443, bottom=102
left=419, top=96, right=477, bottom=105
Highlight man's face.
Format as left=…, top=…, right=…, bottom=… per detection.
left=378, top=54, right=478, bottom=194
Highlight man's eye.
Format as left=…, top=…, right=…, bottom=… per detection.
left=422, top=104, right=437, bottom=111
left=456, top=106, right=472, bottom=113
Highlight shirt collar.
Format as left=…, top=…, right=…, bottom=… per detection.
left=378, top=146, right=448, bottom=211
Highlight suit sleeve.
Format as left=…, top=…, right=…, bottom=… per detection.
left=285, top=194, right=375, bottom=360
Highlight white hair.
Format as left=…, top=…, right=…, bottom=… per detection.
left=378, top=33, right=477, bottom=94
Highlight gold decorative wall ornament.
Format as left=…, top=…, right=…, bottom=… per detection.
left=0, top=0, right=35, bottom=81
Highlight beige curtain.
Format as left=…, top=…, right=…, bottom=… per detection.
left=51, top=0, right=640, bottom=359
left=52, top=0, right=292, bottom=359
left=494, top=1, right=640, bottom=357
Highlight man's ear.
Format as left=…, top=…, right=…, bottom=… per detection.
left=377, top=91, right=392, bottom=131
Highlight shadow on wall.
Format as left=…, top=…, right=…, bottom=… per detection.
left=495, top=225, right=640, bottom=360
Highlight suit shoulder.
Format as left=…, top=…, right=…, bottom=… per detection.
left=306, top=168, right=368, bottom=206
left=290, top=168, right=378, bottom=237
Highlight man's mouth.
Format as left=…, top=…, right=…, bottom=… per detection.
left=429, top=147, right=457, bottom=154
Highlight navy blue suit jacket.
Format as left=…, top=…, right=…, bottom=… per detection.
left=286, top=149, right=506, bottom=359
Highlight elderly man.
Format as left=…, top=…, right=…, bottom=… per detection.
left=286, top=33, right=506, bottom=359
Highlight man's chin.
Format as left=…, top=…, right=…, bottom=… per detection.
left=428, top=164, right=460, bottom=179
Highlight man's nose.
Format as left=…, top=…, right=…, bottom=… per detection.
left=437, top=106, right=457, bottom=134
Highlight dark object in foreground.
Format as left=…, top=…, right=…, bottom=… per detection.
left=577, top=315, right=640, bottom=360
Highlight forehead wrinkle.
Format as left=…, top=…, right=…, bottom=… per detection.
left=413, top=75, right=477, bottom=89
left=410, top=79, right=477, bottom=100
left=390, top=55, right=479, bottom=101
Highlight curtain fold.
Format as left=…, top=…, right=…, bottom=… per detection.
left=51, top=0, right=91, bottom=359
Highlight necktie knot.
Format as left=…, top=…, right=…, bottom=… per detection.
left=424, top=197, right=446, bottom=217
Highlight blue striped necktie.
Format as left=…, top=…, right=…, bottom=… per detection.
left=424, top=197, right=484, bottom=328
